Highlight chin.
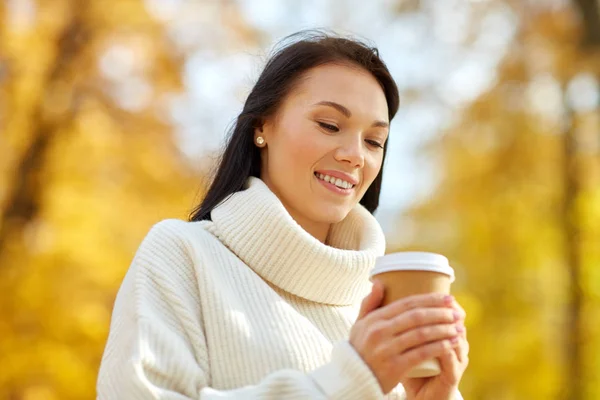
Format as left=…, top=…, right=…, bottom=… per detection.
left=311, top=205, right=353, bottom=224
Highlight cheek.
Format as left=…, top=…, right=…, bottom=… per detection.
left=273, top=127, right=324, bottom=172
left=362, top=155, right=383, bottom=188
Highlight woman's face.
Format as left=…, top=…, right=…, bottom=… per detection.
left=256, top=63, right=390, bottom=236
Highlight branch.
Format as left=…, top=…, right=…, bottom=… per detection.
left=0, top=9, right=89, bottom=258
left=572, top=0, right=600, bottom=47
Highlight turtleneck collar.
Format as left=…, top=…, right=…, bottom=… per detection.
left=210, top=177, right=386, bottom=306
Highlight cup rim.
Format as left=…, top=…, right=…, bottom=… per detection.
left=370, top=251, right=455, bottom=282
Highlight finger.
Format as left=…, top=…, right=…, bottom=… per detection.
left=396, top=338, right=460, bottom=376
left=451, top=300, right=466, bottom=321
left=454, top=338, right=462, bottom=363
left=367, top=293, right=454, bottom=322
left=438, top=343, right=460, bottom=384
left=357, top=280, right=385, bottom=320
left=456, top=337, right=470, bottom=365
left=387, top=307, right=458, bottom=336
left=458, top=322, right=467, bottom=340
left=451, top=323, right=467, bottom=362
left=391, top=323, right=460, bottom=354
left=456, top=322, right=466, bottom=339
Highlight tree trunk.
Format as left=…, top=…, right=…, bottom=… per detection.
left=566, top=2, right=600, bottom=398
left=0, top=13, right=88, bottom=259
left=572, top=0, right=600, bottom=47
left=562, top=91, right=584, bottom=400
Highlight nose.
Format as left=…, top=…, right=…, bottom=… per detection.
left=334, top=135, right=365, bottom=169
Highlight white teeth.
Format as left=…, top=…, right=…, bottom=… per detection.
left=316, top=173, right=354, bottom=189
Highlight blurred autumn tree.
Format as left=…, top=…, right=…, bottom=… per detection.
left=395, top=2, right=600, bottom=399
left=0, top=0, right=204, bottom=398
left=2, top=0, right=599, bottom=399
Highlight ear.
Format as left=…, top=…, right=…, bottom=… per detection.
left=253, top=125, right=264, bottom=141
left=254, top=115, right=275, bottom=146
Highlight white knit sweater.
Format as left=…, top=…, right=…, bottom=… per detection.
left=97, top=177, right=462, bottom=399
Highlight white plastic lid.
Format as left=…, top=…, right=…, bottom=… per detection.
left=370, top=252, right=455, bottom=282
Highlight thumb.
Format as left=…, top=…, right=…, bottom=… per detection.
left=357, top=280, right=385, bottom=320
left=437, top=346, right=460, bottom=386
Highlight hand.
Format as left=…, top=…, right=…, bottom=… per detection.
left=349, top=281, right=462, bottom=394
left=401, top=299, right=469, bottom=400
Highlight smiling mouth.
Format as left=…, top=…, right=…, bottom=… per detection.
left=314, top=172, right=356, bottom=190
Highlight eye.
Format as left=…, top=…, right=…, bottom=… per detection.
left=366, top=139, right=384, bottom=149
left=317, top=121, right=339, bottom=132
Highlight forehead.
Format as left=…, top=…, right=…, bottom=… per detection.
left=285, top=63, right=389, bottom=121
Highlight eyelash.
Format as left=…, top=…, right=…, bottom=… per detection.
left=317, top=122, right=385, bottom=149
left=366, top=140, right=384, bottom=149
left=318, top=122, right=339, bottom=132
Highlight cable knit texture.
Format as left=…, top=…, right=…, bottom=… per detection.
left=97, top=177, right=463, bottom=399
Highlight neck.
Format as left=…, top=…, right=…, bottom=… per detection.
left=286, top=206, right=331, bottom=244
left=261, top=173, right=331, bottom=243
left=209, top=177, right=387, bottom=305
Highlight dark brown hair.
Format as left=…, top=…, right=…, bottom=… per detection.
left=190, top=30, right=400, bottom=221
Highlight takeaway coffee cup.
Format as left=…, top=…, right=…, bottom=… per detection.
left=369, top=252, right=456, bottom=378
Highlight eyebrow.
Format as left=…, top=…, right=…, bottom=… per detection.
left=313, top=100, right=389, bottom=129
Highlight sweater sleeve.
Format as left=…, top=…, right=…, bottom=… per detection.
left=97, top=221, right=384, bottom=400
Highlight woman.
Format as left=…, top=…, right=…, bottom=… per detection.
left=97, top=32, right=469, bottom=399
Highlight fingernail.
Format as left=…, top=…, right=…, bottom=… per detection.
left=450, top=336, right=459, bottom=344
left=444, top=295, right=454, bottom=305
left=456, top=324, right=464, bottom=333
left=453, top=311, right=461, bottom=321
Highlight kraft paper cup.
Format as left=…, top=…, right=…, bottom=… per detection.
left=370, top=252, right=456, bottom=378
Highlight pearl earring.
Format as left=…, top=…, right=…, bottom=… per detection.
left=256, top=136, right=265, bottom=146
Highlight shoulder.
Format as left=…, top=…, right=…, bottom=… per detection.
left=132, top=219, right=216, bottom=272
left=146, top=218, right=211, bottom=237
left=118, top=220, right=210, bottom=325
left=141, top=218, right=214, bottom=248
